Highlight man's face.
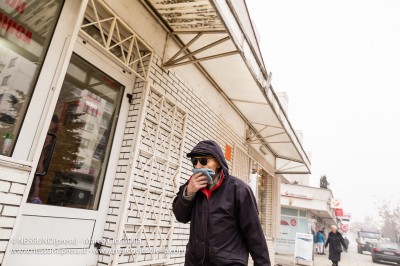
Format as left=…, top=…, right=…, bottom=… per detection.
left=191, top=156, right=220, bottom=173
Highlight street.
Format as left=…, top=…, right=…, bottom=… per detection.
left=313, top=243, right=399, bottom=266
left=276, top=239, right=400, bottom=266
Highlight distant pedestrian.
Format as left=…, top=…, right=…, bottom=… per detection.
left=312, top=229, right=317, bottom=253
left=316, top=230, right=325, bottom=254
left=322, top=227, right=327, bottom=254
left=325, top=225, right=347, bottom=266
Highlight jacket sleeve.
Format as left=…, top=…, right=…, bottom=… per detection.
left=238, top=185, right=271, bottom=266
left=340, top=235, right=347, bottom=249
left=324, top=235, right=330, bottom=248
left=172, top=180, right=195, bottom=223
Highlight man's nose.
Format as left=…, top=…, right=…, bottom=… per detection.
left=195, top=161, right=202, bottom=168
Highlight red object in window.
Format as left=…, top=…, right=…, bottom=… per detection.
left=372, top=248, right=381, bottom=253
left=290, top=219, right=297, bottom=226
left=281, top=220, right=289, bottom=226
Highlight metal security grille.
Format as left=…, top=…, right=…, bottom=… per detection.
left=80, top=0, right=153, bottom=81
left=115, top=85, right=187, bottom=265
left=232, top=145, right=250, bottom=182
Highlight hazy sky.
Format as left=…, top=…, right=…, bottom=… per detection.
left=246, top=0, right=400, bottom=222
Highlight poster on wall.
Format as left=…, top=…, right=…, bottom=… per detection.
left=294, top=233, right=313, bottom=263
left=276, top=216, right=298, bottom=254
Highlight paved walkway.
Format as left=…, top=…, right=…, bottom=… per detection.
left=275, top=243, right=398, bottom=266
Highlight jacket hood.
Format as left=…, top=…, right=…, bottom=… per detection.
left=187, top=140, right=229, bottom=177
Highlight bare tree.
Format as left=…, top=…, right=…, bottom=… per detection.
left=377, top=200, right=400, bottom=243
left=350, top=216, right=379, bottom=234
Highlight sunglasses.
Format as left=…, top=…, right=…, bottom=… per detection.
left=191, top=157, right=213, bottom=166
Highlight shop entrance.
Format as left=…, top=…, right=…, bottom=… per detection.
left=5, top=39, right=135, bottom=266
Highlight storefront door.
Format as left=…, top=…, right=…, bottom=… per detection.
left=5, top=39, right=134, bottom=266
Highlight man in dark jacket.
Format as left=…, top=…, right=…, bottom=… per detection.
left=173, top=140, right=271, bottom=266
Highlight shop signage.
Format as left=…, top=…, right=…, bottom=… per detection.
left=335, top=208, right=344, bottom=217
left=4, top=0, right=27, bottom=13
left=0, top=0, right=32, bottom=45
left=330, top=198, right=342, bottom=209
left=343, top=212, right=352, bottom=219
left=0, top=12, right=32, bottom=44
left=282, top=191, right=313, bottom=200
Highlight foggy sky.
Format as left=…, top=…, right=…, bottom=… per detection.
left=247, top=0, right=400, bottom=223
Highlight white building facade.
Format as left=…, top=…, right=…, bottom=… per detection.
left=0, top=1, right=310, bottom=265
left=276, top=183, right=337, bottom=255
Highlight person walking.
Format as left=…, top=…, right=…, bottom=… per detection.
left=172, top=140, right=271, bottom=265
left=324, top=225, right=347, bottom=266
left=316, top=230, right=325, bottom=254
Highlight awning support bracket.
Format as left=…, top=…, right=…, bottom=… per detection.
left=163, top=31, right=239, bottom=68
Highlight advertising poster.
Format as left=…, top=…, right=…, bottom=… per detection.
left=294, top=233, right=313, bottom=263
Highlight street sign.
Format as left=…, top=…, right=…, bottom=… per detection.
left=330, top=198, right=342, bottom=208
left=335, top=208, right=344, bottom=217
left=341, top=224, right=349, bottom=232
left=343, top=213, right=352, bottom=220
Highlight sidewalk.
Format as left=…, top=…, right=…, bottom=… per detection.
left=275, top=253, right=313, bottom=266
left=275, top=253, right=296, bottom=266
left=275, top=252, right=354, bottom=266
left=275, top=249, right=375, bottom=266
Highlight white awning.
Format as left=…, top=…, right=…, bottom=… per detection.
left=142, top=0, right=311, bottom=174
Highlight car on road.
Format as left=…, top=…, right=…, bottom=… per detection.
left=357, top=229, right=381, bottom=253
left=371, top=242, right=400, bottom=264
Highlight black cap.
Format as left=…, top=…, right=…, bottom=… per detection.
left=186, top=150, right=213, bottom=158
left=186, top=140, right=221, bottom=159
left=186, top=140, right=230, bottom=177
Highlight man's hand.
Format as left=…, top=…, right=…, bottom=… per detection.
left=186, top=173, right=209, bottom=195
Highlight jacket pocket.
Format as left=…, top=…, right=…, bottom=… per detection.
left=209, top=248, right=246, bottom=265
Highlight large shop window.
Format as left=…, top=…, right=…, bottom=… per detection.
left=27, top=53, right=124, bottom=209
left=0, top=0, right=64, bottom=156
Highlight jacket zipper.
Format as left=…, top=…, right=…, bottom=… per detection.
left=199, top=172, right=224, bottom=265
left=201, top=196, right=210, bottom=265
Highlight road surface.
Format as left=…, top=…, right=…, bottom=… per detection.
left=275, top=237, right=399, bottom=266
left=313, top=241, right=399, bottom=266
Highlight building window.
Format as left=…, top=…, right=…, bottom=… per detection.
left=282, top=207, right=298, bottom=216
left=81, top=138, right=90, bottom=148
left=0, top=0, right=64, bottom=157
left=84, top=101, right=98, bottom=116
left=87, top=91, right=101, bottom=101
left=2, top=75, right=11, bottom=86
left=8, top=57, right=17, bottom=68
left=86, top=123, right=94, bottom=132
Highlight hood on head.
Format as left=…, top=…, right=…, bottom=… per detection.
left=187, top=140, right=229, bottom=176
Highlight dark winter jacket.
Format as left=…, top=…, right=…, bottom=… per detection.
left=325, top=231, right=347, bottom=262
left=173, top=140, right=271, bottom=266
